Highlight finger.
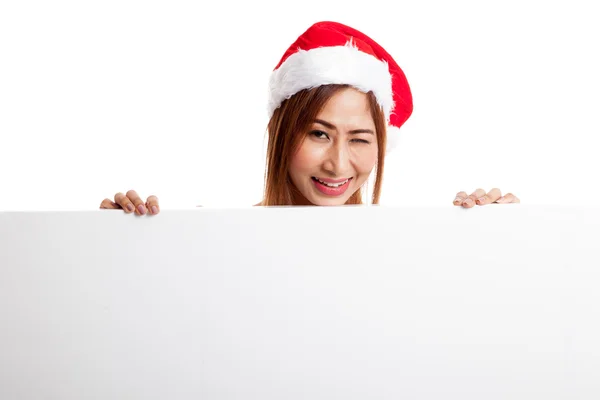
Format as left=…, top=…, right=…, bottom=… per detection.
left=496, top=193, right=520, bottom=204
left=126, top=189, right=147, bottom=215
left=114, top=192, right=136, bottom=214
left=145, top=195, right=160, bottom=215
left=453, top=191, right=468, bottom=206
left=476, top=188, right=502, bottom=206
left=462, top=188, right=486, bottom=208
left=99, top=198, right=121, bottom=209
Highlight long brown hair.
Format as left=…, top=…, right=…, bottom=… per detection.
left=263, top=84, right=387, bottom=206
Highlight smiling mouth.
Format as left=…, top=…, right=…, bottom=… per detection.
left=311, top=177, right=353, bottom=197
left=311, top=177, right=352, bottom=188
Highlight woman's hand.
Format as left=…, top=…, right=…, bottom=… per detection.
left=99, top=190, right=160, bottom=215
left=453, top=188, right=520, bottom=208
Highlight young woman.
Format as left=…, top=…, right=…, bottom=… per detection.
left=100, top=21, right=519, bottom=215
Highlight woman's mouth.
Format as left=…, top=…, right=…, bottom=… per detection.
left=311, top=177, right=352, bottom=196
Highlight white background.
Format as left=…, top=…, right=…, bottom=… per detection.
left=1, top=0, right=598, bottom=210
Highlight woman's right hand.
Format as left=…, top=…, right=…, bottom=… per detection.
left=99, top=190, right=160, bottom=215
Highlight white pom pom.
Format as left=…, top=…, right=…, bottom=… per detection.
left=386, top=125, right=402, bottom=154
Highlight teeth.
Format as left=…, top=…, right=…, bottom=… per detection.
left=316, top=178, right=349, bottom=188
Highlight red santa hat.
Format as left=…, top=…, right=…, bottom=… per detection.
left=268, top=21, right=413, bottom=153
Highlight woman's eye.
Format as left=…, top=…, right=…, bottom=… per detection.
left=351, top=138, right=371, bottom=144
left=310, top=130, right=329, bottom=139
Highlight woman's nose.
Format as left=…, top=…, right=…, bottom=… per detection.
left=322, top=143, right=350, bottom=174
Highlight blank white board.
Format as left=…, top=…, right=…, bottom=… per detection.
left=1, top=205, right=600, bottom=399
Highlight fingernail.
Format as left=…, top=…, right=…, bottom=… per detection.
left=454, top=197, right=462, bottom=204
left=137, top=204, right=146, bottom=214
left=477, top=197, right=486, bottom=205
left=152, top=206, right=158, bottom=214
left=127, top=204, right=134, bottom=212
left=463, top=198, right=474, bottom=206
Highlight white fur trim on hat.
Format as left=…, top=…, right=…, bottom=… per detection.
left=268, top=41, right=395, bottom=121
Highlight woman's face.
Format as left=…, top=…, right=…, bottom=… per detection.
left=289, top=87, right=379, bottom=206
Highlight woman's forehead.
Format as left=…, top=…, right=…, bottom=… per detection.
left=316, top=88, right=374, bottom=125
left=321, top=88, right=370, bottom=113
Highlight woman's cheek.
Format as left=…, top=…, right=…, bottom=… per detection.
left=291, top=142, right=321, bottom=172
left=355, top=146, right=378, bottom=174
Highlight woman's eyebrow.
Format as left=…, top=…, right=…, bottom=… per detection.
left=313, top=119, right=374, bottom=135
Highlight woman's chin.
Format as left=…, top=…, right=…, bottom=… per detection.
left=307, top=193, right=352, bottom=206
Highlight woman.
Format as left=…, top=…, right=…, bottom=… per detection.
left=100, top=21, right=519, bottom=215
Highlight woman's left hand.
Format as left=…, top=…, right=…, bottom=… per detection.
left=453, top=188, right=520, bottom=208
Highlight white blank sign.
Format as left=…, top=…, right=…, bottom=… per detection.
left=1, top=206, right=600, bottom=399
